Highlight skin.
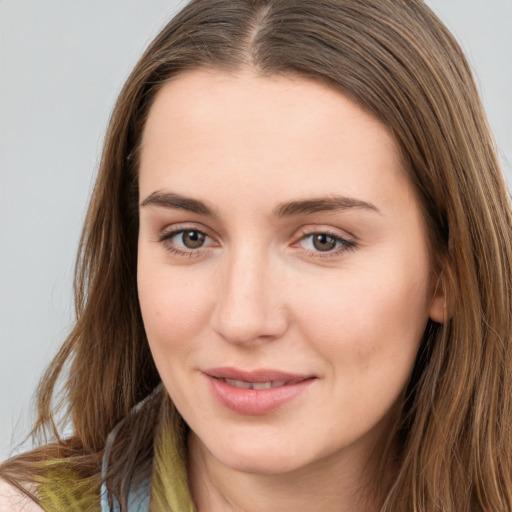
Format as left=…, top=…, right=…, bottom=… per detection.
left=0, top=481, right=41, bottom=512
left=137, top=68, right=445, bottom=511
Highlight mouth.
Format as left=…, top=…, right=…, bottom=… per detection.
left=204, top=367, right=316, bottom=415
left=219, top=377, right=307, bottom=390
left=204, top=367, right=314, bottom=388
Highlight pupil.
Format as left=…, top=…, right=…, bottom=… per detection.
left=313, top=234, right=336, bottom=251
left=183, top=230, right=205, bottom=249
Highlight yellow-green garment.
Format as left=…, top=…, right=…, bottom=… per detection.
left=37, top=422, right=195, bottom=512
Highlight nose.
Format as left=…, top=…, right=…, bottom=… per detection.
left=211, top=248, right=289, bottom=346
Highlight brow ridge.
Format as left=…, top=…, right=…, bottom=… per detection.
left=140, top=191, right=217, bottom=217
left=141, top=191, right=379, bottom=218
left=272, top=196, right=380, bottom=218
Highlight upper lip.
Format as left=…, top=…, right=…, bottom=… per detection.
left=204, top=367, right=314, bottom=384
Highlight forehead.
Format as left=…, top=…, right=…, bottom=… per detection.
left=138, top=68, right=408, bottom=212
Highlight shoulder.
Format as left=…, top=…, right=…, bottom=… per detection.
left=0, top=479, right=43, bottom=512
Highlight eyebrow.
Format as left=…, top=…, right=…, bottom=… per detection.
left=140, top=191, right=218, bottom=217
left=140, top=191, right=380, bottom=218
left=272, top=196, right=380, bottom=218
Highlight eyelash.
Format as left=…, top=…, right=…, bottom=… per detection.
left=158, top=228, right=216, bottom=259
left=294, top=230, right=357, bottom=259
left=157, top=227, right=357, bottom=259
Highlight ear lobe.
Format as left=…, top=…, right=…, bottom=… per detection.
left=428, top=272, right=447, bottom=323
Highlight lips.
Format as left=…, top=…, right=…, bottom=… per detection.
left=204, top=367, right=315, bottom=415
left=223, top=378, right=288, bottom=389
left=205, top=367, right=313, bottom=383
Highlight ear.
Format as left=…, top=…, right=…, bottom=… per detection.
left=428, top=269, right=448, bottom=323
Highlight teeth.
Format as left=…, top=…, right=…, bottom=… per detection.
left=222, top=378, right=288, bottom=389
left=225, top=378, right=253, bottom=389
left=252, top=382, right=272, bottom=390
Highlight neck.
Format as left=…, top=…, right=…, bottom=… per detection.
left=187, top=430, right=396, bottom=512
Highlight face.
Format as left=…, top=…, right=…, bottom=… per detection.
left=137, top=69, right=444, bottom=476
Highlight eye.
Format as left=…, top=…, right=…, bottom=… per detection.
left=305, top=233, right=338, bottom=252
left=176, top=230, right=207, bottom=249
left=158, top=227, right=216, bottom=257
left=297, top=231, right=356, bottom=257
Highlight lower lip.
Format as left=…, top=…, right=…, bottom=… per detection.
left=206, top=376, right=314, bottom=415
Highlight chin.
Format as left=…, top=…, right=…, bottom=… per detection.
left=219, top=451, right=305, bottom=475
left=200, top=430, right=314, bottom=475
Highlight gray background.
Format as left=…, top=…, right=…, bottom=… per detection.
left=1, top=1, right=511, bottom=461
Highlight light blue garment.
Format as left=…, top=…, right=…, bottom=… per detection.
left=100, top=389, right=161, bottom=511
left=100, top=419, right=151, bottom=512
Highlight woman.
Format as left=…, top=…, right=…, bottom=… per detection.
left=1, top=0, right=511, bottom=510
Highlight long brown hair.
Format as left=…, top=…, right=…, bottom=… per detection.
left=2, top=1, right=512, bottom=510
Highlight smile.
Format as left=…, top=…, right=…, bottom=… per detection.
left=222, top=378, right=295, bottom=389
left=204, top=368, right=315, bottom=415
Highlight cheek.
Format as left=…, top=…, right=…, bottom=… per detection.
left=291, top=257, right=430, bottom=381
left=137, top=261, right=213, bottom=359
